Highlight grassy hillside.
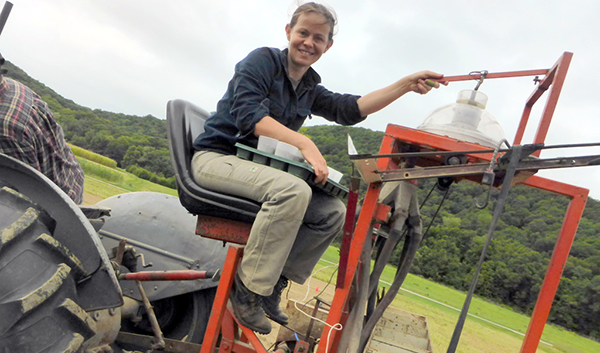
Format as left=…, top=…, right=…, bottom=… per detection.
left=77, top=156, right=176, bottom=201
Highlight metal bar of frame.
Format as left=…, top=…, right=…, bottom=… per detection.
left=530, top=52, right=572, bottom=156
left=119, top=270, right=215, bottom=281
left=317, top=52, right=580, bottom=352
left=337, top=177, right=361, bottom=289
left=200, top=245, right=244, bottom=353
left=234, top=314, right=269, bottom=353
left=519, top=176, right=588, bottom=353
left=513, top=52, right=573, bottom=148
left=432, top=69, right=549, bottom=83
left=317, top=182, right=382, bottom=353
left=316, top=133, right=397, bottom=353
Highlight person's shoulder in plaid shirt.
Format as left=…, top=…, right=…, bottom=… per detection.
left=0, top=75, right=85, bottom=204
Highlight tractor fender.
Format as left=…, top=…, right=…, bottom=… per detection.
left=0, top=153, right=122, bottom=311
left=95, top=192, right=228, bottom=302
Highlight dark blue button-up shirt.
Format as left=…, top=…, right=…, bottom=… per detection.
left=193, top=47, right=365, bottom=155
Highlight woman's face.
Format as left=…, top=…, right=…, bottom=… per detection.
left=285, top=12, right=333, bottom=73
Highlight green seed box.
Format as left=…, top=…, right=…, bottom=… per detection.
left=235, top=143, right=348, bottom=199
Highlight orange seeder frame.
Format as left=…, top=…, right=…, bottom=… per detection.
left=316, top=52, right=585, bottom=353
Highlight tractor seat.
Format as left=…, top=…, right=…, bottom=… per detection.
left=166, top=99, right=260, bottom=224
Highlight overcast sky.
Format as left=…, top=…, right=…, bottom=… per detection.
left=4, top=0, right=600, bottom=200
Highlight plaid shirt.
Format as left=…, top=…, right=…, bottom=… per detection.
left=0, top=77, right=84, bottom=204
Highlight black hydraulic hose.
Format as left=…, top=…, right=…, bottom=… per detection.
left=366, top=235, right=390, bottom=319
left=363, top=179, right=451, bottom=346
left=358, top=226, right=423, bottom=352
left=446, top=145, right=523, bottom=353
left=365, top=182, right=450, bottom=322
left=367, top=228, right=402, bottom=298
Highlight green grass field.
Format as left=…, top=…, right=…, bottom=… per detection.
left=81, top=156, right=600, bottom=353
left=314, top=247, right=600, bottom=353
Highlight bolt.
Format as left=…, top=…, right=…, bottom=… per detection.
left=447, top=156, right=461, bottom=165
left=108, top=308, right=117, bottom=316
left=93, top=311, right=101, bottom=321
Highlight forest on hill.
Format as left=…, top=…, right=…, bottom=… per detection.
left=5, top=61, right=600, bottom=340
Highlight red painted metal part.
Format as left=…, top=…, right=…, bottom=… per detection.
left=374, top=203, right=392, bottom=223
left=433, top=69, right=549, bottom=83
left=233, top=312, right=268, bottom=353
left=196, top=214, right=251, bottom=244
left=199, top=244, right=268, bottom=353
left=337, top=177, right=360, bottom=288
left=119, top=270, right=212, bottom=281
left=317, top=183, right=381, bottom=353
left=514, top=52, right=573, bottom=154
left=293, top=340, right=310, bottom=353
left=520, top=176, right=588, bottom=353
left=316, top=52, right=586, bottom=353
left=201, top=245, right=244, bottom=353
left=224, top=305, right=267, bottom=353
left=316, top=134, right=396, bottom=353
left=530, top=53, right=572, bottom=156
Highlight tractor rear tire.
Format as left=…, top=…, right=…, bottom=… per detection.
left=120, top=286, right=216, bottom=344
left=0, top=186, right=97, bottom=352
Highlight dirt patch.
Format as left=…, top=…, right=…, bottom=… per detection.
left=258, top=277, right=337, bottom=350
left=82, top=192, right=104, bottom=206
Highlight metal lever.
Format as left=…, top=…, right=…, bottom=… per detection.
left=475, top=171, right=495, bottom=209
left=475, top=144, right=501, bottom=209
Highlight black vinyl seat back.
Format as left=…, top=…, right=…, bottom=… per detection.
left=166, top=99, right=260, bottom=223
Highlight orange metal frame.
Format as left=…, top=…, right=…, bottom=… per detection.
left=201, top=245, right=272, bottom=353
left=199, top=52, right=583, bottom=353
left=316, top=52, right=586, bottom=353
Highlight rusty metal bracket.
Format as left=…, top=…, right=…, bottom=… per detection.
left=135, top=280, right=165, bottom=351
left=470, top=70, right=488, bottom=91
left=293, top=340, right=311, bottom=353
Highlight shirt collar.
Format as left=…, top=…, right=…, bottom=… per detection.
left=280, top=48, right=321, bottom=90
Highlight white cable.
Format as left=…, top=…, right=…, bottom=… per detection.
left=292, top=264, right=343, bottom=352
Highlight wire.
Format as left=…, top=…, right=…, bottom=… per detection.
left=291, top=264, right=343, bottom=353
left=421, top=186, right=451, bottom=245
left=420, top=182, right=437, bottom=209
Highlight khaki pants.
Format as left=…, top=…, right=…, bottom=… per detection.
left=192, top=151, right=346, bottom=296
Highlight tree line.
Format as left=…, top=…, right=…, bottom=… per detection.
left=6, top=61, right=600, bottom=340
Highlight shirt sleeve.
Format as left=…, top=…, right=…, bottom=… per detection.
left=311, top=85, right=366, bottom=126
left=229, top=48, right=278, bottom=139
left=29, top=95, right=85, bottom=204
left=0, top=125, right=39, bottom=169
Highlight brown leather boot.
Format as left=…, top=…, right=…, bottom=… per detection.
left=230, top=274, right=272, bottom=334
left=261, top=276, right=289, bottom=326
